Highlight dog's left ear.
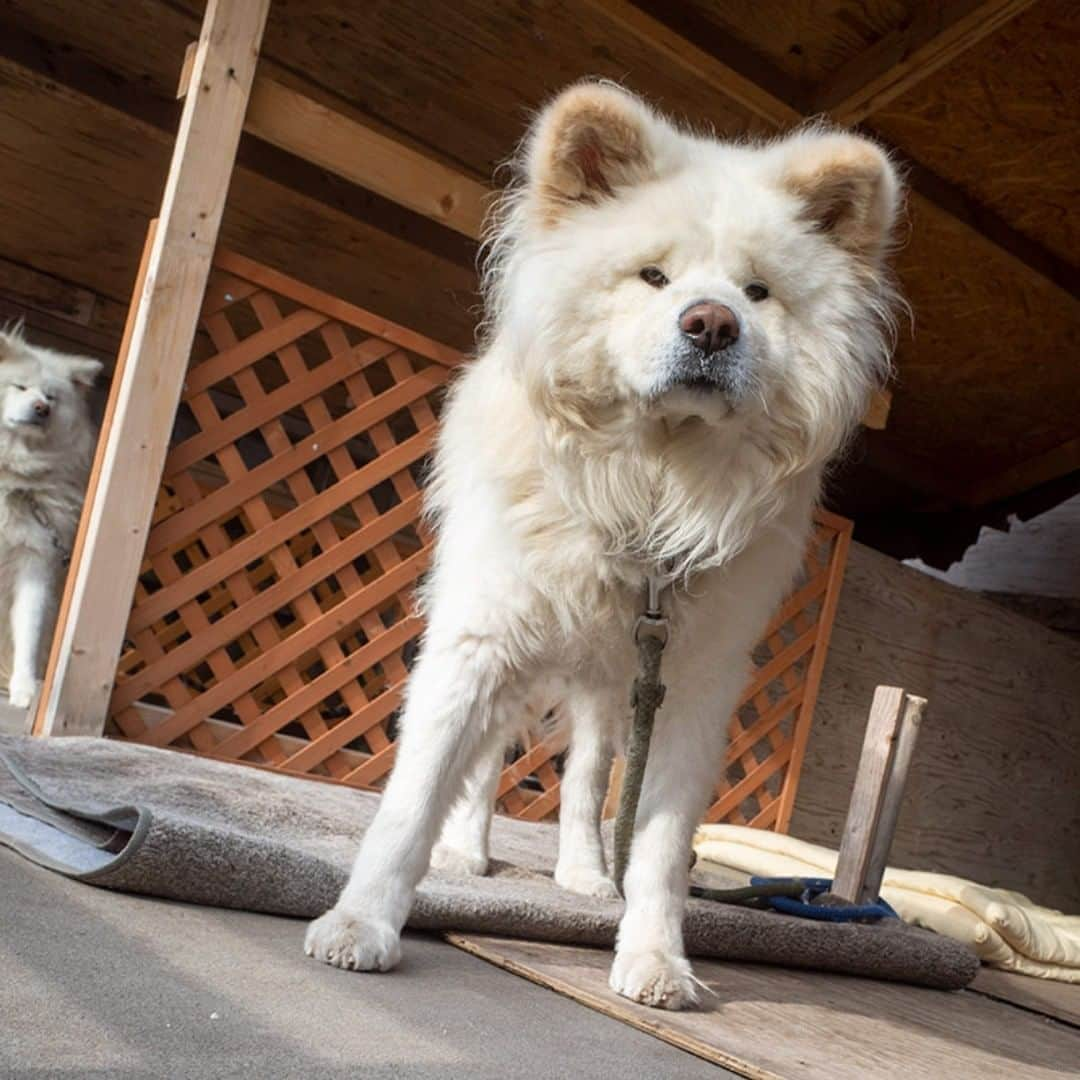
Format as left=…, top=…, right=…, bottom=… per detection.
left=776, top=131, right=901, bottom=261
left=67, top=357, right=104, bottom=392
left=524, top=82, right=682, bottom=223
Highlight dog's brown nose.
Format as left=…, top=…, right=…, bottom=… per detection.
left=679, top=302, right=740, bottom=355
left=33, top=401, right=50, bottom=419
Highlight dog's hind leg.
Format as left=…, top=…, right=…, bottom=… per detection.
left=429, top=730, right=505, bottom=877
left=305, top=628, right=523, bottom=972
left=555, top=687, right=619, bottom=899
left=8, top=557, right=54, bottom=710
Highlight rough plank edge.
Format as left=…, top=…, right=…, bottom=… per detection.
left=445, top=933, right=781, bottom=1080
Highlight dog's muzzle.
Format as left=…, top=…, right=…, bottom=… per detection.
left=666, top=301, right=748, bottom=395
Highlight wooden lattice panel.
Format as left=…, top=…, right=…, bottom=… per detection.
left=706, top=510, right=851, bottom=832
left=110, top=250, right=850, bottom=831
left=109, top=251, right=456, bottom=790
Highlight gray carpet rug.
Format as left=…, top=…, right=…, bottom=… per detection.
left=0, top=734, right=978, bottom=990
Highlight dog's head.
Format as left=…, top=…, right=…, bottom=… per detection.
left=0, top=325, right=102, bottom=441
left=485, top=82, right=902, bottom=469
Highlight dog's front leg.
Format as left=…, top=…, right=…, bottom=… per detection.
left=8, top=557, right=54, bottom=709
left=305, top=631, right=517, bottom=971
left=610, top=686, right=727, bottom=1010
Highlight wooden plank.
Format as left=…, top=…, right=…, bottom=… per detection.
left=448, top=935, right=1080, bottom=1080
left=830, top=685, right=907, bottom=903
left=34, top=0, right=271, bottom=736
left=32, top=219, right=158, bottom=737
left=965, top=436, right=1080, bottom=508
left=244, top=78, right=490, bottom=242
left=0, top=256, right=96, bottom=327
left=971, top=968, right=1080, bottom=1028
left=0, top=256, right=127, bottom=361
left=582, top=0, right=801, bottom=127
left=177, top=70, right=489, bottom=242
left=863, top=693, right=926, bottom=901
left=816, top=0, right=1040, bottom=125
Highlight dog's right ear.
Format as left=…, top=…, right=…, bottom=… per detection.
left=0, top=319, right=27, bottom=360
left=523, top=82, right=681, bottom=224
left=67, top=357, right=104, bottom=392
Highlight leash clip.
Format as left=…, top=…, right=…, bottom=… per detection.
left=634, top=569, right=671, bottom=646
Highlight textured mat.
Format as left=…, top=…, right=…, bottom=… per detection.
left=0, top=735, right=978, bottom=989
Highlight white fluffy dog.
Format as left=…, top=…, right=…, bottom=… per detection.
left=305, top=82, right=901, bottom=1009
left=0, top=327, right=101, bottom=709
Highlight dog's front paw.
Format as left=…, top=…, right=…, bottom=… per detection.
left=609, top=949, right=699, bottom=1010
left=304, top=908, right=402, bottom=972
left=429, top=841, right=489, bottom=877
left=7, top=675, right=39, bottom=710
left=555, top=862, right=619, bottom=900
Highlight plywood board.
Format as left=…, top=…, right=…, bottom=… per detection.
left=450, top=935, right=1080, bottom=1079
left=791, top=542, right=1080, bottom=911
left=871, top=0, right=1079, bottom=267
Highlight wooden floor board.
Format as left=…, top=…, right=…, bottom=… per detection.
left=971, top=967, right=1080, bottom=1028
left=449, top=935, right=1080, bottom=1079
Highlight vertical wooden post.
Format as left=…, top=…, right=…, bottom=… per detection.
left=831, top=685, right=926, bottom=903
left=34, top=0, right=271, bottom=736
left=863, top=692, right=926, bottom=899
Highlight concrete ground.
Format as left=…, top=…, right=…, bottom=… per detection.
left=1, top=848, right=731, bottom=1079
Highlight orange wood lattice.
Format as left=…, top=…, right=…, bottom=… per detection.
left=110, top=251, right=851, bottom=831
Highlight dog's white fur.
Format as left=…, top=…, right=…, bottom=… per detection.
left=305, top=83, right=901, bottom=1009
left=0, top=327, right=101, bottom=709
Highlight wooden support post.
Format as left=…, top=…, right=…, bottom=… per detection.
left=33, top=0, right=270, bottom=736
left=831, top=685, right=927, bottom=903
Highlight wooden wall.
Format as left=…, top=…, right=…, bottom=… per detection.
left=791, top=542, right=1080, bottom=910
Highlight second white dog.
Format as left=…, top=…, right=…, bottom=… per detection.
left=0, top=326, right=101, bottom=710
left=305, top=82, right=901, bottom=1009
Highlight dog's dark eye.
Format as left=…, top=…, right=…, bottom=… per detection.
left=744, top=282, right=769, bottom=302
left=639, top=266, right=669, bottom=289
left=14, top=384, right=26, bottom=392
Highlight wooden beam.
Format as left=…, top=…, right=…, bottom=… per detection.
left=965, top=436, right=1080, bottom=507
left=815, top=0, right=1039, bottom=125
left=177, top=63, right=488, bottom=242
left=0, top=256, right=126, bottom=361
left=0, top=21, right=477, bottom=276
left=585, top=0, right=1077, bottom=305
left=582, top=0, right=801, bottom=128
left=34, top=0, right=270, bottom=736
left=245, top=78, right=489, bottom=241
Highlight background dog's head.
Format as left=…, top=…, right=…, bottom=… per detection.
left=484, top=82, right=903, bottom=471
left=0, top=325, right=102, bottom=444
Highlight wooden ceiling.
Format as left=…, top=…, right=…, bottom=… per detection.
left=1, top=0, right=1077, bottom=559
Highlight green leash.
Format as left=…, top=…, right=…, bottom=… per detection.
left=611, top=574, right=810, bottom=912
left=612, top=575, right=670, bottom=897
